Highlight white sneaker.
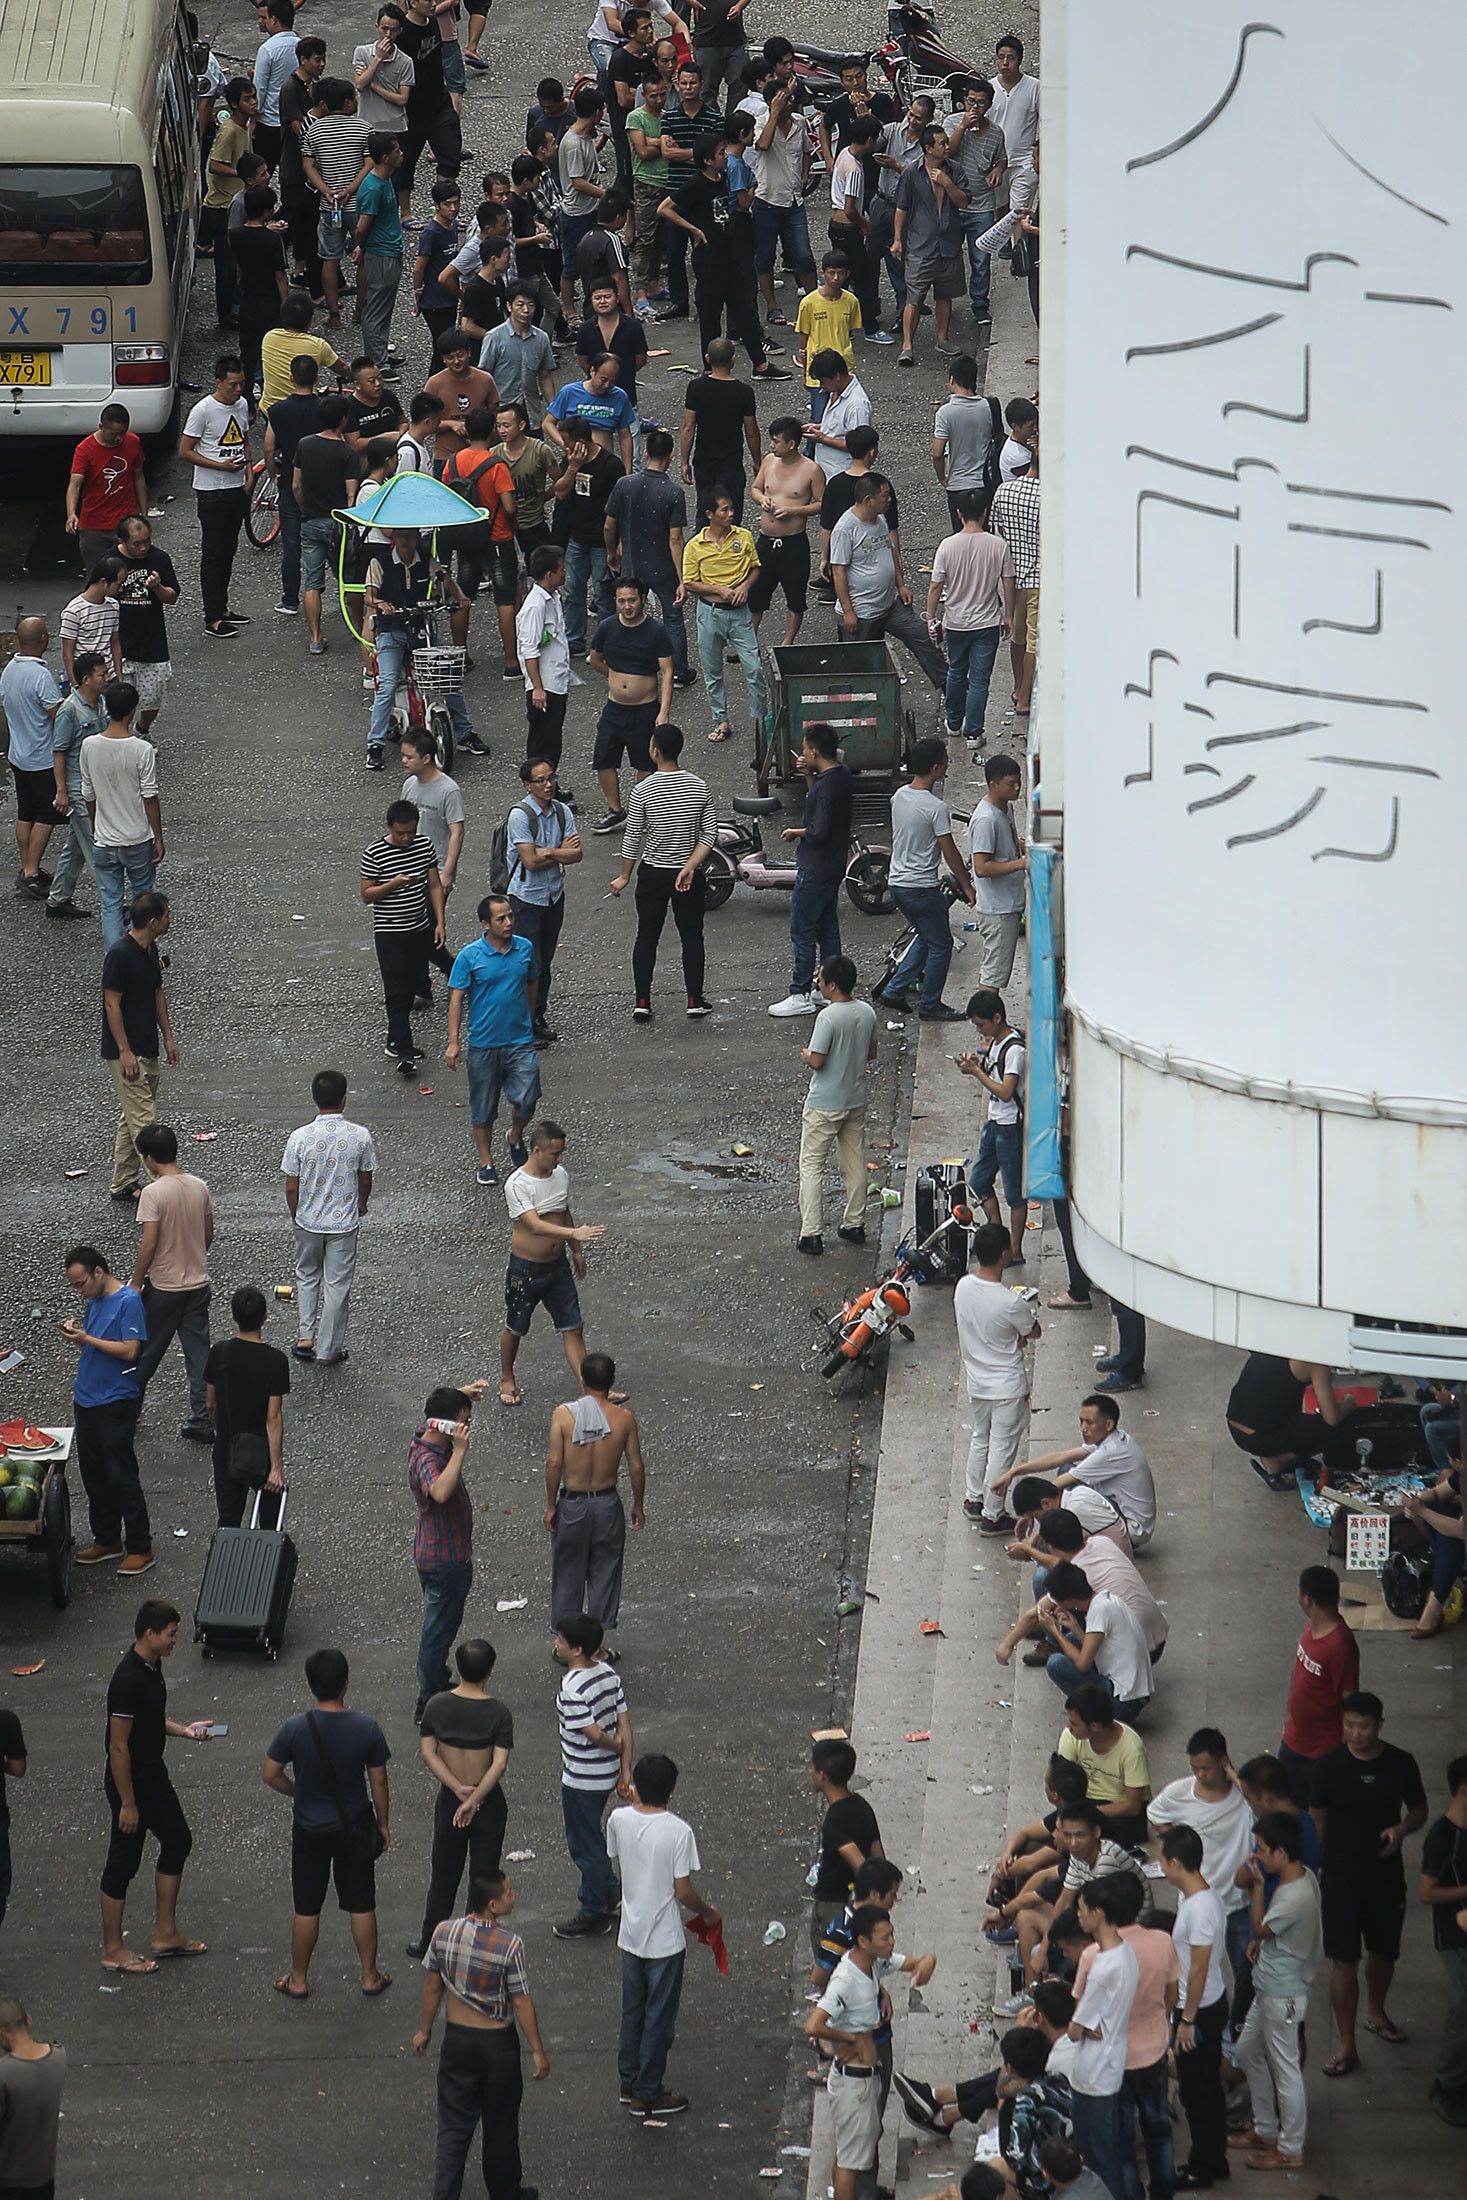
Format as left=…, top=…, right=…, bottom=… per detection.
left=768, top=991, right=819, bottom=1018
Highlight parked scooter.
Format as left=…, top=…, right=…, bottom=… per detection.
left=814, top=1202, right=973, bottom=1380
left=701, top=793, right=893, bottom=915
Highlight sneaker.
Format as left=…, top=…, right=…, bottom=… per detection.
left=685, top=998, right=713, bottom=1019
left=984, top=1920, right=1019, bottom=1945
left=753, top=363, right=792, bottom=380
left=978, top=1511, right=1017, bottom=1536
left=636, top=2091, right=689, bottom=2117
left=396, top=1054, right=422, bottom=1077
left=632, top=1000, right=652, bottom=1022
left=996, top=1989, right=1033, bottom=2017
left=593, top=808, right=627, bottom=834
left=1243, top=2149, right=1302, bottom=2174
left=291, top=1343, right=316, bottom=1361
left=203, top=620, right=240, bottom=640
left=945, top=722, right=964, bottom=739
left=507, top=1139, right=528, bottom=1168
left=837, top=1225, right=867, bottom=1245
left=366, top=746, right=385, bottom=770
left=918, top=1001, right=964, bottom=1022
left=475, top=1163, right=500, bottom=1187
left=412, top=992, right=433, bottom=1011
left=552, top=1913, right=615, bottom=1938
left=179, top=1422, right=214, bottom=1444
left=457, top=733, right=492, bottom=757
left=309, top=638, right=327, bottom=656
left=1094, top=1353, right=1121, bottom=1372
left=532, top=1019, right=558, bottom=1046
left=768, top=991, right=818, bottom=1017
left=45, top=899, right=86, bottom=918
left=634, top=299, right=659, bottom=320
left=797, top=1235, right=824, bottom=1256
left=274, top=600, right=300, bottom=615
left=864, top=329, right=897, bottom=345
left=898, top=349, right=915, bottom=368
left=502, top=661, right=522, bottom=681
left=117, top=1550, right=156, bottom=1576
left=673, top=669, right=699, bottom=688
left=1095, top=1372, right=1142, bottom=1394
left=892, top=2072, right=944, bottom=2132
left=619, top=2087, right=638, bottom=2105
left=404, top=1935, right=427, bottom=1959
left=76, top=1540, right=126, bottom=1565
left=962, top=1498, right=984, bottom=1522
left=935, top=339, right=957, bottom=356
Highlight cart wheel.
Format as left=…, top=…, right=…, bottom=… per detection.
left=43, top=1471, right=74, bottom=1609
left=845, top=849, right=892, bottom=916
left=700, top=847, right=737, bottom=910
left=245, top=463, right=281, bottom=549
left=427, top=702, right=455, bottom=773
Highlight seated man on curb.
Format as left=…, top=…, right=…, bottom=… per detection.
left=992, top=1393, right=1157, bottom=1551
left=983, top=1755, right=1089, bottom=1943
left=1016, top=1802, right=1154, bottom=1986
left=1031, top=1562, right=1155, bottom=1725
left=1006, top=1474, right=1133, bottom=1561
left=894, top=1980, right=1076, bottom=2134
left=1057, top=1687, right=1153, bottom=1848
left=996, top=1510, right=1167, bottom=1673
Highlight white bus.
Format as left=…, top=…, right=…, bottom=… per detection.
left=0, top=0, right=199, bottom=438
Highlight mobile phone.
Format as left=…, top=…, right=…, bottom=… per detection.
left=204, top=1722, right=229, bottom=1738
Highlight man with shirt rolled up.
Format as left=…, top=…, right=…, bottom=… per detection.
left=587, top=580, right=674, bottom=837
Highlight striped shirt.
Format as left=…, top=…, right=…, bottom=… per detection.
left=302, top=113, right=372, bottom=200
left=60, top=593, right=120, bottom=657
left=989, top=475, right=1041, bottom=587
left=360, top=833, right=438, bottom=933
left=620, top=768, right=717, bottom=870
left=557, top=1660, right=627, bottom=1791
left=424, top=1916, right=529, bottom=2019
left=661, top=98, right=721, bottom=197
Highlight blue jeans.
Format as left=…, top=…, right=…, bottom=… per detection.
left=561, top=1783, right=619, bottom=1920
left=369, top=628, right=474, bottom=752
left=1117, top=2056, right=1174, bottom=2200
left=618, top=1948, right=686, bottom=2102
left=48, top=799, right=98, bottom=908
left=790, top=872, right=843, bottom=993
left=959, top=207, right=995, bottom=315
left=1044, top=1653, right=1144, bottom=1726
left=885, top=883, right=953, bottom=1011
left=1070, top=2089, right=1125, bottom=2198
left=751, top=197, right=814, bottom=278
left=416, top=1559, right=473, bottom=1709
left=94, top=838, right=156, bottom=950
left=695, top=601, right=766, bottom=729
left=277, top=474, right=301, bottom=607
left=944, top=623, right=1002, bottom=738
left=1421, top=1399, right=1459, bottom=1478
left=562, top=539, right=614, bottom=652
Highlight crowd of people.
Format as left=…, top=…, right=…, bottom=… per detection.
left=1, top=9, right=1462, bottom=2200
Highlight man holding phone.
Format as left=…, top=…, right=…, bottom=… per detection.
left=408, top=1379, right=490, bottom=1721
left=99, top=1599, right=214, bottom=1974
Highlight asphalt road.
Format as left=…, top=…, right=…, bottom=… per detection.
left=0, top=2, right=1036, bottom=2191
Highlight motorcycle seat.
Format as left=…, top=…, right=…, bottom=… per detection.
left=798, top=40, right=870, bottom=70
left=733, top=793, right=783, bottom=817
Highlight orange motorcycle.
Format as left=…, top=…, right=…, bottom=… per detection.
left=816, top=1204, right=972, bottom=1380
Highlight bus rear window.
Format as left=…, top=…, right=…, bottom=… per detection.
left=0, top=166, right=152, bottom=285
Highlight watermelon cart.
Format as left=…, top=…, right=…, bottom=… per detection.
left=0, top=1425, right=76, bottom=1609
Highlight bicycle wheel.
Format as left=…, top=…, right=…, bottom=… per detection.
left=427, top=702, right=455, bottom=774
left=245, top=465, right=280, bottom=549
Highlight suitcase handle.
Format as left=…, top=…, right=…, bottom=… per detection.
left=248, top=1484, right=288, bottom=1533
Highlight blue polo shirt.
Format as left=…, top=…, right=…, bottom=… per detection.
left=75, top=1284, right=146, bottom=1408
left=546, top=380, right=636, bottom=441
left=448, top=933, right=534, bottom=1048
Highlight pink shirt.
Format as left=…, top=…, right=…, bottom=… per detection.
left=1118, top=1923, right=1179, bottom=2069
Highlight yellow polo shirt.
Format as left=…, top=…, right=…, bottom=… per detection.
left=682, top=524, right=760, bottom=591
left=259, top=329, right=343, bottom=413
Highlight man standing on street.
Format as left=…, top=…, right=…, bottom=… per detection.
left=412, top=1872, right=550, bottom=2198
left=958, top=986, right=1026, bottom=1269
left=281, top=1069, right=378, bottom=1367
left=607, top=1752, right=720, bottom=2119
left=588, top=579, right=674, bottom=834
left=131, top=1124, right=214, bottom=1445
left=100, top=1600, right=214, bottom=1972
left=966, top=753, right=1026, bottom=984
left=946, top=81, right=1007, bottom=324
left=101, top=891, right=178, bottom=1201
left=877, top=738, right=975, bottom=1018
left=609, top=724, right=717, bottom=1022
left=446, top=895, right=541, bottom=1190
left=82, top=680, right=164, bottom=951
left=989, top=443, right=1040, bottom=718
left=361, top=798, right=446, bottom=1077
left=929, top=495, right=1012, bottom=749
left=796, top=957, right=878, bottom=1258
left=831, top=474, right=947, bottom=691
left=179, top=355, right=251, bottom=641
left=0, top=618, right=63, bottom=896
left=604, top=429, right=693, bottom=685
left=409, top=1382, right=490, bottom=1723
left=500, top=1122, right=606, bottom=1407
left=769, top=723, right=854, bottom=1019
left=516, top=545, right=574, bottom=772
left=400, top=728, right=466, bottom=999
left=60, top=1246, right=151, bottom=1575
left=1420, top=1753, right=1467, bottom=2126
left=1231, top=1813, right=1323, bottom=2173
left=554, top=1613, right=632, bottom=1939
left=0, top=1996, right=65, bottom=2200
left=1278, top=1566, right=1360, bottom=1807
left=66, top=403, right=147, bottom=570
left=113, top=515, right=181, bottom=738
left=955, top=1220, right=1039, bottom=1534
left=679, top=491, right=766, bottom=744
left=545, top=1353, right=647, bottom=1639
left=353, top=134, right=407, bottom=369
left=506, top=759, right=582, bottom=1045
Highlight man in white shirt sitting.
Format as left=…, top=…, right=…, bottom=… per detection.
left=995, top=1393, right=1157, bottom=1549
left=1034, top=1560, right=1155, bottom=1725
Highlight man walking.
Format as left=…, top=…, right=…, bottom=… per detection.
left=553, top=1614, right=632, bottom=1938
left=1420, top=1753, right=1467, bottom=2126
left=353, top=134, right=407, bottom=368
left=500, top=1122, right=605, bottom=1406
left=101, top=891, right=178, bottom=1201
left=281, top=1069, right=378, bottom=1366
left=989, top=446, right=1040, bottom=717
left=262, top=1648, right=393, bottom=2000
left=680, top=338, right=760, bottom=524
left=203, top=1285, right=289, bottom=1529
left=929, top=495, right=1013, bottom=748
left=607, top=1752, right=720, bottom=2118
left=877, top=737, right=975, bottom=1018
left=412, top=1872, right=550, bottom=2200
left=400, top=729, right=465, bottom=997
left=409, top=1383, right=490, bottom=1723
left=0, top=618, right=63, bottom=897
left=545, top=1353, right=647, bottom=1637
left=60, top=1247, right=151, bottom=1575
left=66, top=402, right=147, bottom=569
left=604, top=429, right=693, bottom=684
left=1231, top=1814, right=1323, bottom=2172
left=361, top=798, right=445, bottom=1077
left=131, top=1125, right=214, bottom=1445
left=892, top=125, right=968, bottom=368
left=293, top=395, right=358, bottom=655
left=947, top=81, right=1007, bottom=322
left=82, top=680, right=164, bottom=950
left=114, top=515, right=180, bottom=737
left=505, top=759, right=582, bottom=1044
left=958, top=986, right=1026, bottom=1267
left=180, top=355, right=251, bottom=641
left=609, top=725, right=717, bottom=1021
left=100, top=1600, right=214, bottom=1972
left=796, top=958, right=878, bottom=1258
left=516, top=547, right=575, bottom=776
left=446, top=895, right=540, bottom=1189
left=0, top=1996, right=65, bottom=2200
left=769, top=724, right=855, bottom=1019
left=955, top=1220, right=1039, bottom=1533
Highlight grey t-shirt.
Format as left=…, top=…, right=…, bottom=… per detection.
left=968, top=797, right=1024, bottom=913
left=401, top=770, right=466, bottom=869
left=1255, top=1869, right=1324, bottom=1998
left=829, top=509, right=896, bottom=618
left=557, top=129, right=602, bottom=220
left=806, top=998, right=877, bottom=1113
left=606, top=468, right=688, bottom=582
left=933, top=392, right=995, bottom=492
left=0, top=2043, right=67, bottom=2188
left=888, top=784, right=951, bottom=889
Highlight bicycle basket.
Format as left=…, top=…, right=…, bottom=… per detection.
left=410, top=645, right=467, bottom=696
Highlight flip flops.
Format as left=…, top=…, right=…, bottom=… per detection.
left=151, top=1940, right=207, bottom=1960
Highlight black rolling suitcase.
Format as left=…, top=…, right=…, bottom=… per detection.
left=194, top=1487, right=297, bottom=1659
left=913, top=1160, right=971, bottom=1283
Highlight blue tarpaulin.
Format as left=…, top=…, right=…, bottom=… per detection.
left=1026, top=845, right=1064, bottom=1198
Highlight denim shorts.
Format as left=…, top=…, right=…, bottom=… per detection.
left=440, top=41, right=466, bottom=95
left=466, top=1041, right=541, bottom=1127
left=504, top=1250, right=583, bottom=1336
left=317, top=203, right=355, bottom=262
left=970, top=1116, right=1023, bottom=1207
left=301, top=516, right=341, bottom=591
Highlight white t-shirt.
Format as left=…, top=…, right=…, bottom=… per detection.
left=1062, top=1484, right=1130, bottom=1547
left=1070, top=1938, right=1139, bottom=2098
left=1082, top=1591, right=1153, bottom=1705
left=830, top=147, right=865, bottom=219
left=1072, top=1429, right=1156, bottom=1539
left=989, top=72, right=1039, bottom=164
left=953, top=1272, right=1034, bottom=1401
left=887, top=784, right=951, bottom=889
left=1172, top=1887, right=1228, bottom=2011
left=184, top=395, right=250, bottom=492
left=79, top=731, right=158, bottom=848
left=1147, top=1779, right=1253, bottom=1913
left=999, top=434, right=1033, bottom=482
left=605, top=1806, right=700, bottom=1958
left=813, top=378, right=872, bottom=479
left=504, top=1163, right=572, bottom=1220
left=978, top=1028, right=1024, bottom=1125
left=817, top=1948, right=903, bottom=2037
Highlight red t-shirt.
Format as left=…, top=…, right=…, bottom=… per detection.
left=1281, top=1618, right=1359, bottom=1757
left=70, top=431, right=145, bottom=531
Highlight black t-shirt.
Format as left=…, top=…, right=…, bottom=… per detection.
left=267, top=391, right=323, bottom=479
left=277, top=72, right=315, bottom=196
left=575, top=313, right=647, bottom=403
left=106, top=1648, right=167, bottom=1774
left=230, top=224, right=287, bottom=310
left=115, top=548, right=179, bottom=664
left=394, top=15, right=446, bottom=112
left=606, top=47, right=644, bottom=133
left=509, top=190, right=544, bottom=278
left=824, top=90, right=896, bottom=155
left=815, top=1791, right=882, bottom=1899
left=1421, top=1815, right=1467, bottom=1951
left=294, top=432, right=358, bottom=520
left=574, top=227, right=627, bottom=302
left=591, top=613, right=672, bottom=676
left=678, top=171, right=732, bottom=265
left=553, top=449, right=625, bottom=547
left=204, top=1336, right=291, bottom=1450
left=821, top=470, right=901, bottom=535
left=462, top=274, right=508, bottom=333
left=684, top=373, right=755, bottom=480
left=346, top=393, right=405, bottom=445
left=693, top=0, right=748, bottom=46
left=0, top=1707, right=24, bottom=1824
left=100, top=935, right=162, bottom=1061
left=1311, top=1741, right=1426, bottom=1873
left=419, top=1690, right=515, bottom=1753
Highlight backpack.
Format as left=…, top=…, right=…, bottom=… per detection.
left=437, top=448, right=501, bottom=546
left=981, top=395, right=1004, bottom=501
left=489, top=797, right=573, bottom=897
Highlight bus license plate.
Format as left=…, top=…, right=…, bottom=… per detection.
left=0, top=351, right=51, bottom=386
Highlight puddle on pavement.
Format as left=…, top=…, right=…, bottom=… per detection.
left=632, top=1145, right=764, bottom=1187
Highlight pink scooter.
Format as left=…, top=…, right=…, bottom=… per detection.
left=701, top=794, right=893, bottom=914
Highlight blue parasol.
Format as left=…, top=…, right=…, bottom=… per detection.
left=336, top=471, right=489, bottom=530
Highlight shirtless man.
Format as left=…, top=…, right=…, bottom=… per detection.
left=407, top=1637, right=515, bottom=1959
left=544, top=1352, right=646, bottom=1640
left=587, top=578, right=674, bottom=827
left=748, top=417, right=826, bottom=646
left=499, top=1119, right=605, bottom=1407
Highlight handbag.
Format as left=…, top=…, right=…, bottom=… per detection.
left=224, top=1341, right=272, bottom=1491
left=306, top=1711, right=386, bottom=1866
left=1381, top=1551, right=1430, bottom=1621
left=1010, top=229, right=1034, bottom=278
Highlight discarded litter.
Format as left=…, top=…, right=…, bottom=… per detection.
left=905, top=1730, right=932, bottom=1743
left=173, top=1528, right=189, bottom=1539
left=63, top=1167, right=90, bottom=1179
left=885, top=1020, right=903, bottom=1031
left=100, top=1983, right=122, bottom=1994
left=1142, top=1409, right=1160, bottom=1417
left=811, top=1726, right=848, bottom=1743
left=762, top=1921, right=786, bottom=1945
left=418, top=1086, right=435, bottom=1095
left=495, top=1597, right=528, bottom=1613
left=643, top=2118, right=668, bottom=2128
left=0, top=1351, right=24, bottom=1373
left=834, top=1598, right=862, bottom=1617
left=919, top=1620, right=943, bottom=1637
left=732, top=1143, right=754, bottom=1157
left=505, top=1848, right=535, bottom=1862
left=750, top=1381, right=764, bottom=1390
left=11, top=1661, right=44, bottom=1677
left=193, top=1131, right=218, bottom=1142
left=758, top=2172, right=783, bottom=2181
left=970, top=1783, right=994, bottom=1796
left=781, top=2145, right=811, bottom=2157
left=997, top=1699, right=1013, bottom=1709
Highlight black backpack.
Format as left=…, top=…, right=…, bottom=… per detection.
left=489, top=797, right=573, bottom=897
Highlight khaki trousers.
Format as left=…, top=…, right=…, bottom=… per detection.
left=799, top=1105, right=867, bottom=1237
left=108, top=1055, right=161, bottom=1194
